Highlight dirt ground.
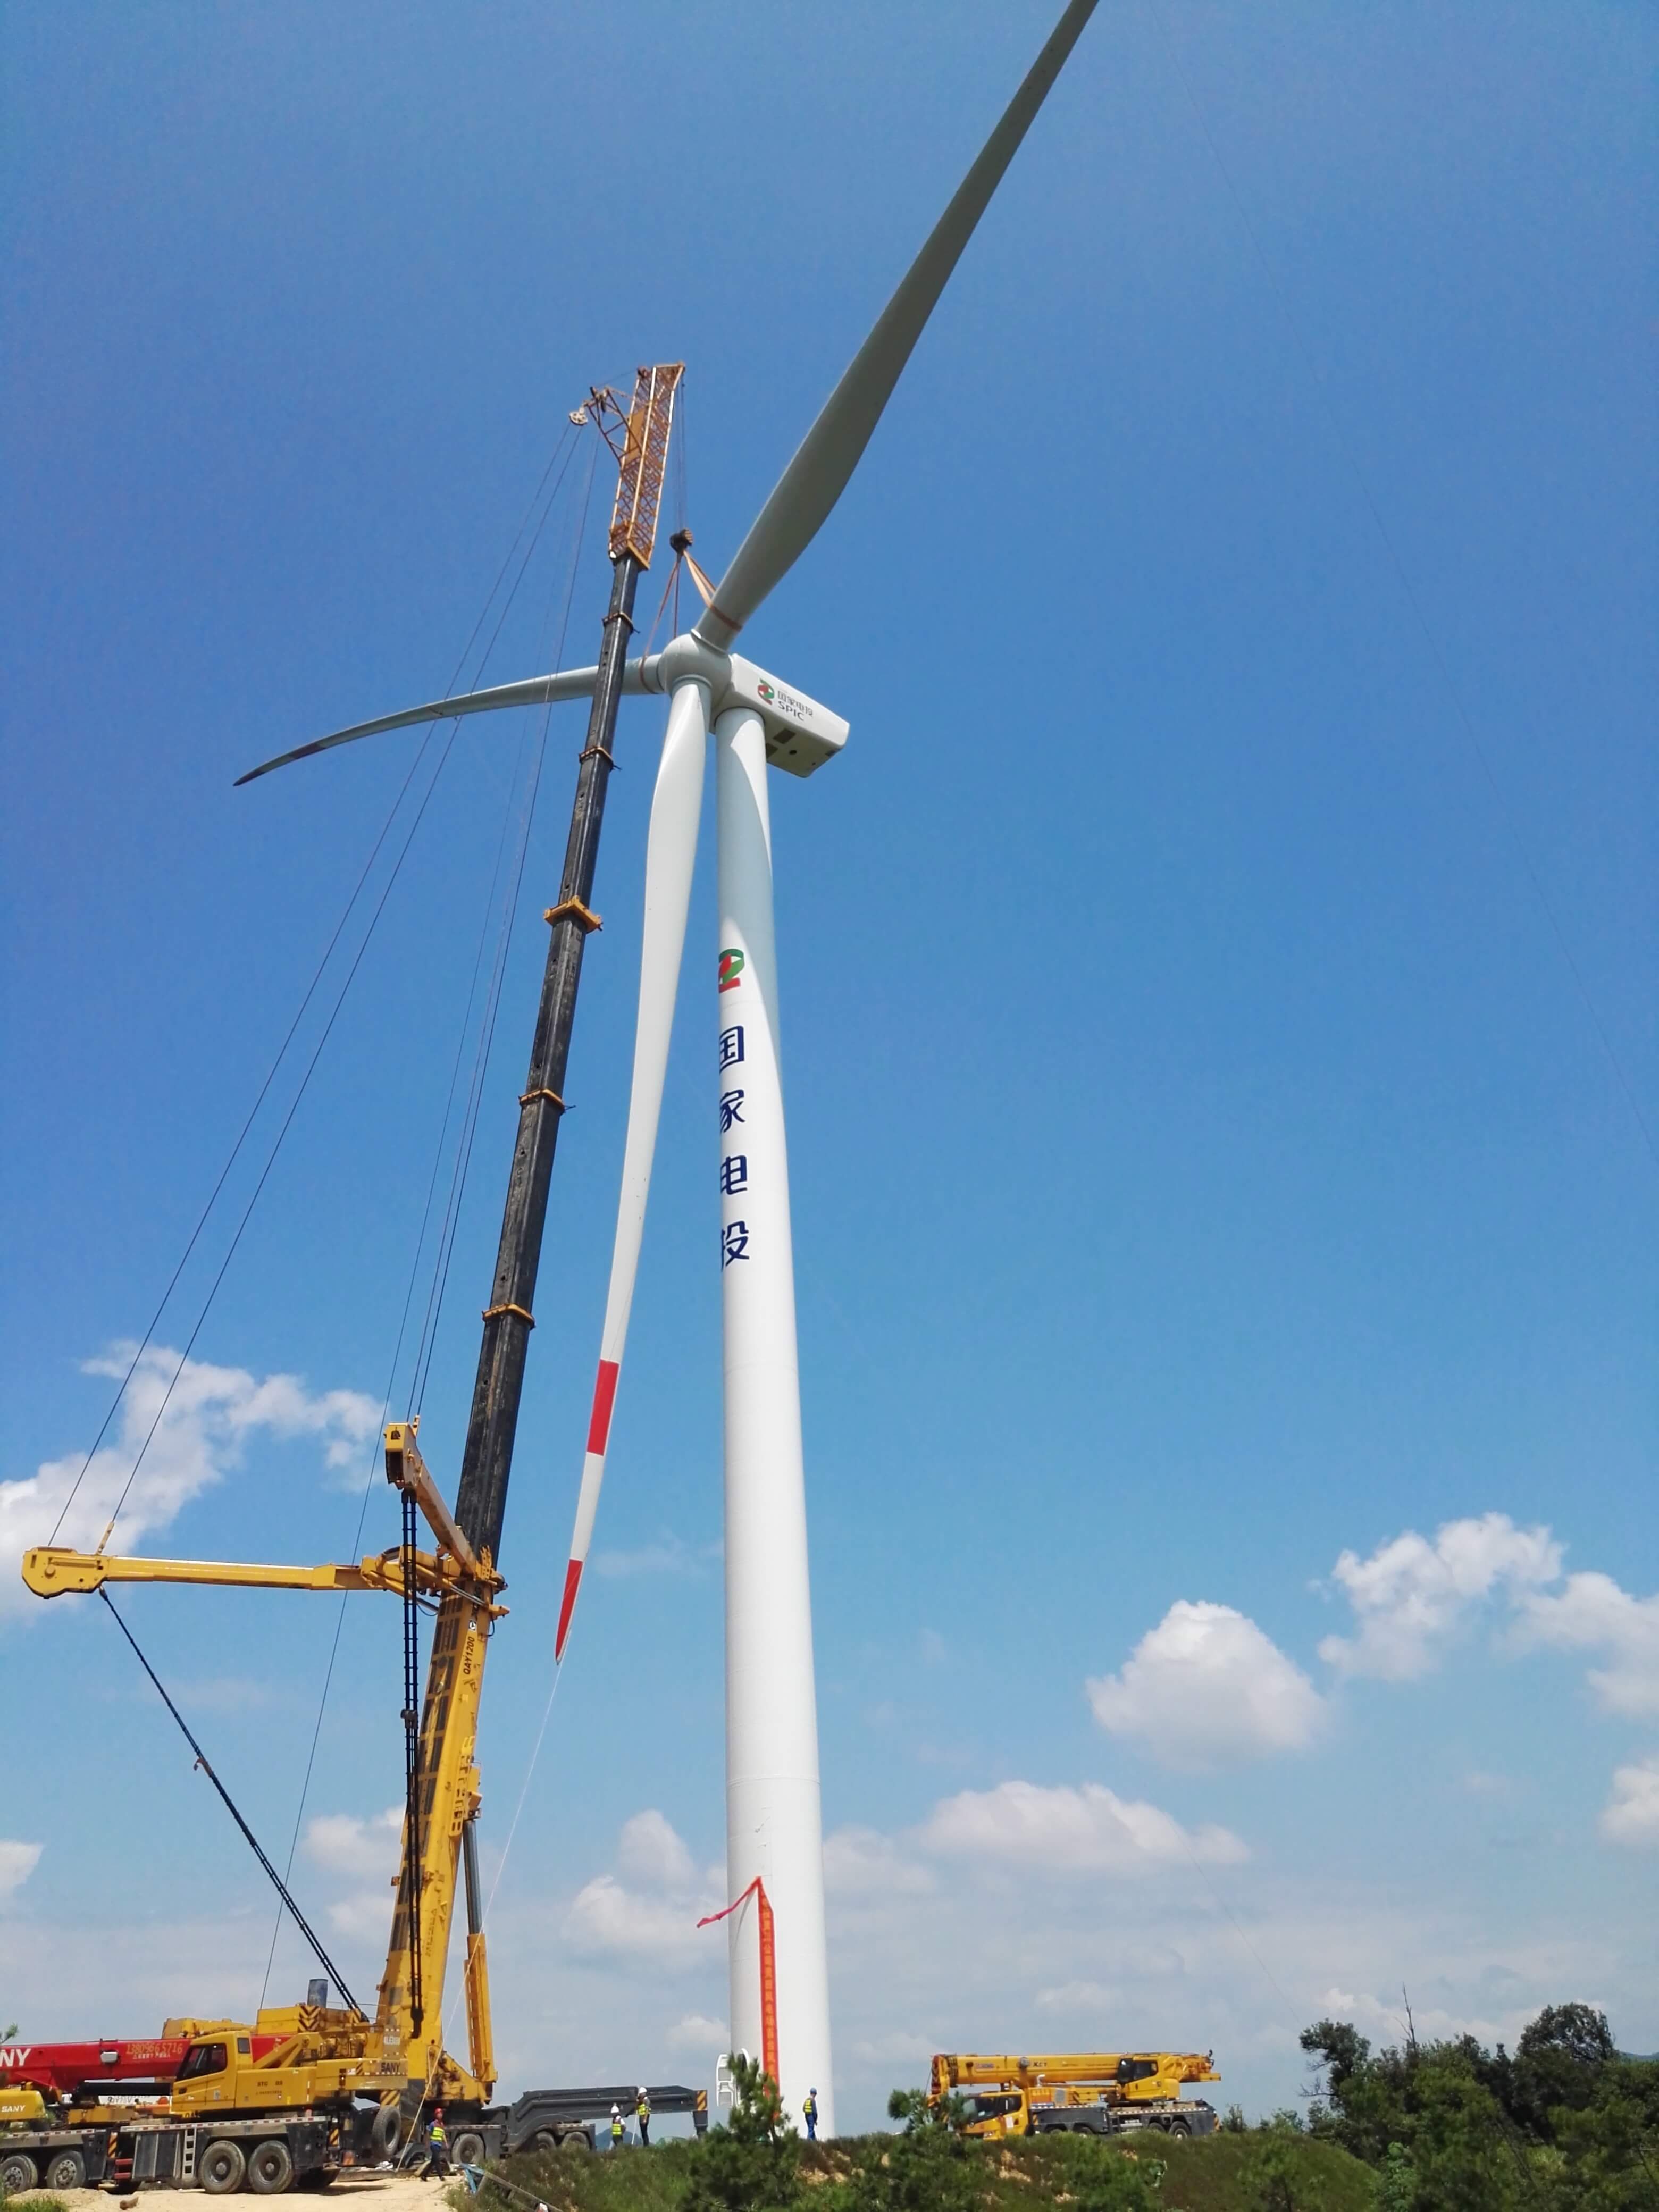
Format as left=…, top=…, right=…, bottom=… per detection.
left=53, top=2174, right=455, bottom=2212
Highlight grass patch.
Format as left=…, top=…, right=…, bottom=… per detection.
left=458, top=2129, right=1375, bottom=2212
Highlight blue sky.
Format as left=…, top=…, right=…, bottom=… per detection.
left=3, top=0, right=1654, bottom=2129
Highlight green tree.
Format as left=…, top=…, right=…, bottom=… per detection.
left=1403, top=2059, right=1525, bottom=2212
left=1544, top=2056, right=1659, bottom=2210
left=848, top=2089, right=978, bottom=2212
left=1372, top=2143, right=1413, bottom=2212
left=1300, top=2021, right=1371, bottom=2100
left=1238, top=2131, right=1327, bottom=2212
left=681, top=2056, right=800, bottom=2212
left=1510, top=2002, right=1616, bottom=2139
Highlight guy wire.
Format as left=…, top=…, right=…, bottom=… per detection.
left=410, top=435, right=600, bottom=1415
left=255, top=430, right=594, bottom=2002
left=51, top=424, right=584, bottom=1554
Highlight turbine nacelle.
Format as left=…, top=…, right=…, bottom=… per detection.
left=644, top=633, right=847, bottom=780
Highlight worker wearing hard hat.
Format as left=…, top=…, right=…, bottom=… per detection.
left=635, top=2088, right=651, bottom=2147
left=422, top=2108, right=450, bottom=2179
left=609, top=2105, right=625, bottom=2150
left=803, top=2088, right=818, bottom=2141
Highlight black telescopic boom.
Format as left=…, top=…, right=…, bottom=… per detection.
left=451, top=549, right=642, bottom=1562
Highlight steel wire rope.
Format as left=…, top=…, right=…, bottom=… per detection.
left=90, top=725, right=462, bottom=1568
left=409, top=437, right=601, bottom=1417
left=412, top=1657, right=570, bottom=2122
left=99, top=1586, right=365, bottom=2016
left=48, top=428, right=582, bottom=1555
left=45, top=735, right=433, bottom=1550
left=1147, top=0, right=1656, bottom=1175
left=90, top=433, right=588, bottom=1562
left=252, top=434, right=596, bottom=2006
left=279, top=457, right=597, bottom=2020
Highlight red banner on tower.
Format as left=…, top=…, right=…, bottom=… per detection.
left=698, top=1875, right=778, bottom=2085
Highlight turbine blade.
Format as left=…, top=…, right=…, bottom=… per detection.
left=694, top=0, right=1097, bottom=651
left=556, top=676, right=710, bottom=1662
left=232, top=655, right=664, bottom=786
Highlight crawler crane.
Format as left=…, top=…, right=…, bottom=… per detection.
left=16, top=368, right=688, bottom=2189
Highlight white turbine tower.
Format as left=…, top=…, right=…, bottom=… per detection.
left=240, top=1, right=1097, bottom=2132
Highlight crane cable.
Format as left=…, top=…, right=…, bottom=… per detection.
left=98, top=1586, right=365, bottom=2017
left=51, top=426, right=586, bottom=1566
left=256, top=434, right=601, bottom=2007
left=409, top=438, right=601, bottom=1417
left=42, top=416, right=580, bottom=2008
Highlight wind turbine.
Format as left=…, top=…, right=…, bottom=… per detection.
left=240, top=0, right=1097, bottom=2133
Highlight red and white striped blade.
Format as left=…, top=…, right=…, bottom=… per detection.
left=557, top=677, right=709, bottom=1662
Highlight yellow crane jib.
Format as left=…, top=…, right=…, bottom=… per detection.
left=20, top=1420, right=505, bottom=2110
left=580, top=363, right=685, bottom=567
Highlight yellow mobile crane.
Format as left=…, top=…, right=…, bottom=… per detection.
left=929, top=2050, right=1221, bottom=2141
left=17, top=367, right=688, bottom=2194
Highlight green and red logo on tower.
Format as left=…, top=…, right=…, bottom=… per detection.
left=756, top=680, right=776, bottom=703
left=718, top=948, right=745, bottom=993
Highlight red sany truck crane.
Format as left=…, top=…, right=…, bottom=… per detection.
left=1, top=2034, right=289, bottom=2190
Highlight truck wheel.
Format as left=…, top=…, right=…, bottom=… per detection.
left=532, top=2132, right=559, bottom=2156
left=368, top=2105, right=404, bottom=2163
left=559, top=2130, right=592, bottom=2153
left=47, top=2149, right=89, bottom=2189
left=201, top=2138, right=249, bottom=2194
left=1, top=2152, right=40, bottom=2194
left=450, top=2133, right=485, bottom=2169
left=1165, top=2119, right=1191, bottom=2138
left=248, top=2139, right=295, bottom=2194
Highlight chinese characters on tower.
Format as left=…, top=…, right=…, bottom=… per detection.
left=719, top=1009, right=749, bottom=1265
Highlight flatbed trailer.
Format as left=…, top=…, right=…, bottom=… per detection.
left=424, top=2083, right=709, bottom=2164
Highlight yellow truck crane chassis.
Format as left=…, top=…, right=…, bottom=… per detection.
left=930, top=2050, right=1221, bottom=2140
left=23, top=1421, right=500, bottom=2138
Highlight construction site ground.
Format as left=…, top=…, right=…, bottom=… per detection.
left=39, top=2176, right=452, bottom=2212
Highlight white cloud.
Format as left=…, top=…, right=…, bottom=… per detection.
left=1512, top=1573, right=1659, bottom=1719
left=1036, top=1979, right=1122, bottom=2013
left=823, top=1825, right=934, bottom=1898
left=1, top=1344, right=380, bottom=1619
left=618, top=1809, right=696, bottom=1891
left=1087, top=1601, right=1326, bottom=1769
left=0, top=1840, right=43, bottom=1899
left=564, top=1875, right=709, bottom=1964
left=668, top=2013, right=730, bottom=2054
left=1599, top=1756, right=1659, bottom=1849
left=324, top=1890, right=397, bottom=1943
left=562, top=1813, right=725, bottom=1969
left=1318, top=1513, right=1561, bottom=1680
left=304, top=1807, right=403, bottom=1878
left=919, top=1780, right=1246, bottom=1874
left=593, top=1532, right=719, bottom=1579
